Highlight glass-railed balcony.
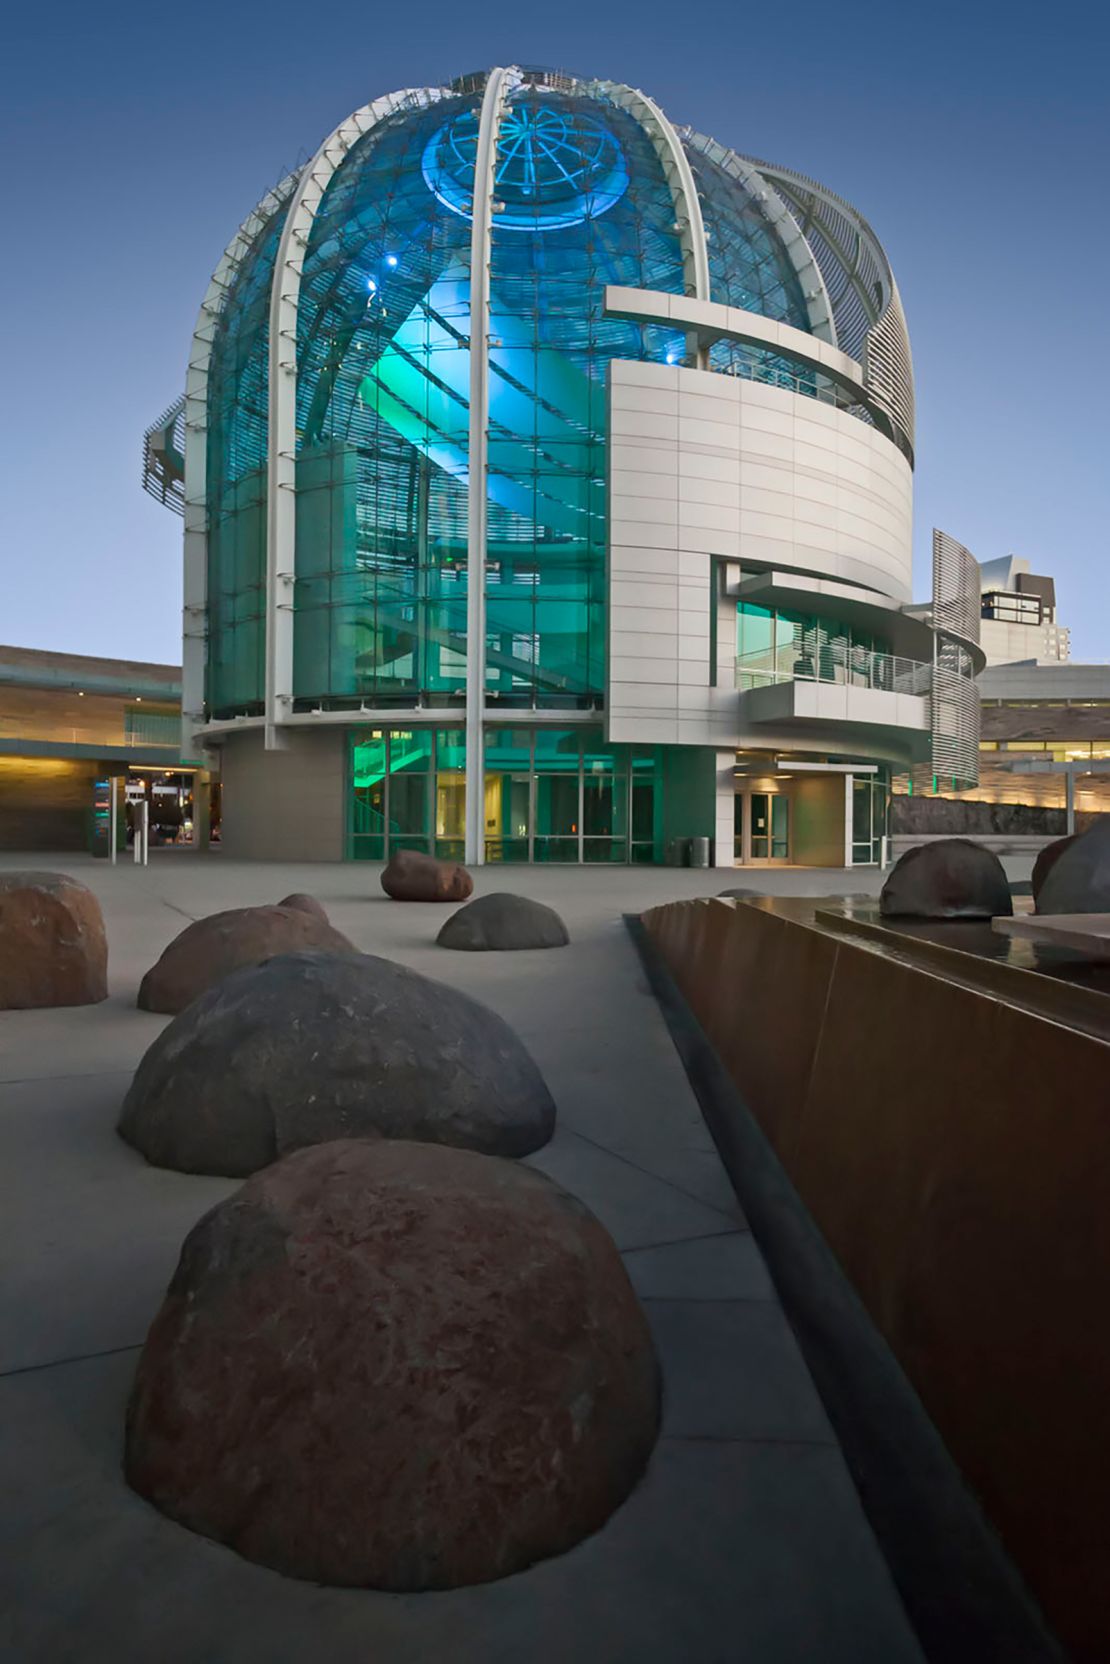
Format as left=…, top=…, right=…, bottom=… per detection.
left=736, top=643, right=933, bottom=696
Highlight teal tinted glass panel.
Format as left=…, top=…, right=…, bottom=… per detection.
left=435, top=729, right=466, bottom=771
left=534, top=729, right=582, bottom=771
left=293, top=95, right=479, bottom=706
left=484, top=87, right=684, bottom=709
left=206, top=186, right=295, bottom=718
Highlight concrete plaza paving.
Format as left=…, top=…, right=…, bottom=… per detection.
left=0, top=852, right=927, bottom=1663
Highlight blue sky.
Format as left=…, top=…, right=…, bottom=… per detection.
left=2, top=0, right=1107, bottom=661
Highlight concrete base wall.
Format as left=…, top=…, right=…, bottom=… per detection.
left=219, top=728, right=346, bottom=861
left=642, top=894, right=1110, bottom=1661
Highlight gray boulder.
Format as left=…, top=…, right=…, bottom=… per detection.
left=119, top=950, right=555, bottom=1176
left=437, top=893, right=569, bottom=952
left=880, top=838, right=1013, bottom=920
left=1037, top=821, right=1110, bottom=914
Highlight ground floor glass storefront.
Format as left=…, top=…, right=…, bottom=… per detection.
left=349, top=727, right=661, bottom=864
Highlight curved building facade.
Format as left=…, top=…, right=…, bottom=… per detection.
left=145, top=65, right=980, bottom=867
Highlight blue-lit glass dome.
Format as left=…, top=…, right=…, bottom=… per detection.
left=201, top=68, right=905, bottom=719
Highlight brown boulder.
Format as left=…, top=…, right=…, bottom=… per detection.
left=381, top=849, right=472, bottom=902
left=137, top=905, right=356, bottom=1014
left=0, top=871, right=107, bottom=1009
left=275, top=893, right=329, bottom=923
left=125, top=1139, right=660, bottom=1589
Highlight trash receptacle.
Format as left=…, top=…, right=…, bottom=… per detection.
left=689, top=836, right=711, bottom=869
left=665, top=837, right=690, bottom=867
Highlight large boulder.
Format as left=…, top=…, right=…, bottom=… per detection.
left=137, top=904, right=356, bottom=1014
left=437, top=892, right=569, bottom=952
left=276, top=892, right=329, bottom=924
left=880, top=838, right=1013, bottom=920
left=0, top=871, right=107, bottom=1009
left=1037, top=820, right=1110, bottom=915
left=125, top=1139, right=660, bottom=1589
left=119, top=950, right=555, bottom=1175
left=1031, top=835, right=1080, bottom=907
left=381, top=849, right=472, bottom=902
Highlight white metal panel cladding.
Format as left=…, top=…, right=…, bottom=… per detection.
left=932, top=528, right=982, bottom=646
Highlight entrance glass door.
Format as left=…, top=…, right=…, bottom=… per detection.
left=750, top=793, right=789, bottom=861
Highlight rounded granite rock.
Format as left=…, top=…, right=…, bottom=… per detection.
left=119, top=950, right=555, bottom=1175
left=125, top=1139, right=660, bottom=1590
left=0, top=871, right=107, bottom=1009
left=1037, top=821, right=1110, bottom=915
left=437, top=892, right=569, bottom=952
left=380, top=849, right=473, bottom=902
left=1031, top=834, right=1079, bottom=906
left=137, top=904, right=356, bottom=1014
left=275, top=892, right=330, bottom=923
left=880, top=838, right=1013, bottom=921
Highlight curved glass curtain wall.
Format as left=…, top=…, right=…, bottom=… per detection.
left=204, top=79, right=838, bottom=724
left=285, top=78, right=689, bottom=711
left=482, top=85, right=685, bottom=708
left=292, top=91, right=475, bottom=709
left=205, top=191, right=294, bottom=718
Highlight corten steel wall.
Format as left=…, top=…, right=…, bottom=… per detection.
left=642, top=895, right=1110, bottom=1662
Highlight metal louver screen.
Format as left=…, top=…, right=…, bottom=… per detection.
left=933, top=528, right=981, bottom=645
left=142, top=397, right=186, bottom=516
left=864, top=289, right=915, bottom=461
left=931, top=656, right=981, bottom=785
left=931, top=528, right=982, bottom=784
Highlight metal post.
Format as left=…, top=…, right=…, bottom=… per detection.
left=109, top=778, right=118, bottom=866
left=464, top=68, right=511, bottom=868
left=1066, top=770, right=1076, bottom=834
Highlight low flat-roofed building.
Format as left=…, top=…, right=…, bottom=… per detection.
left=0, top=645, right=211, bottom=852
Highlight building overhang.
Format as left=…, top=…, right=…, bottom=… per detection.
left=732, top=571, right=937, bottom=661
left=738, top=679, right=931, bottom=765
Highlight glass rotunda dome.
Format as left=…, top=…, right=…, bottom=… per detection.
left=203, top=67, right=829, bottom=719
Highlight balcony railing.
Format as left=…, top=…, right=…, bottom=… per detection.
left=0, top=714, right=181, bottom=751
left=736, top=645, right=933, bottom=697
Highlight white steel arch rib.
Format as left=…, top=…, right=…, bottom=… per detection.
left=587, top=80, right=710, bottom=304
left=463, top=67, right=514, bottom=866
left=181, top=174, right=296, bottom=754
left=680, top=131, right=835, bottom=345
left=264, top=86, right=444, bottom=749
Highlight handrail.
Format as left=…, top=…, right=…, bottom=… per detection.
left=736, top=646, right=940, bottom=697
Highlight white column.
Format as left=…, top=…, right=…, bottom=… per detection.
left=464, top=68, right=512, bottom=867
left=713, top=751, right=737, bottom=867
left=1066, top=771, right=1076, bottom=834
left=843, top=774, right=854, bottom=868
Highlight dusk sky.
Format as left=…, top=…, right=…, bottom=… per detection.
left=2, top=0, right=1107, bottom=663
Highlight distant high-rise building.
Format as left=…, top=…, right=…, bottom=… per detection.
left=979, top=555, right=1071, bottom=666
